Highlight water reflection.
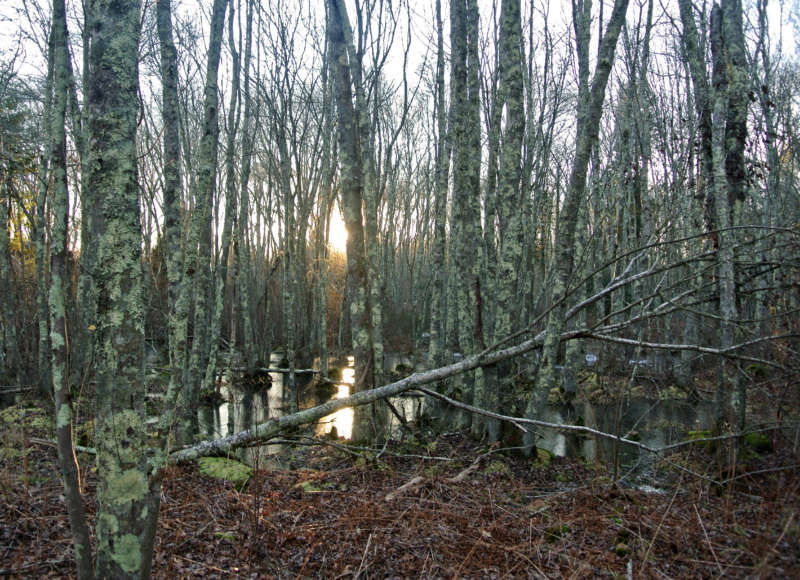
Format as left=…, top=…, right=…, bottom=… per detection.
left=537, top=398, right=715, bottom=472
left=316, top=361, right=355, bottom=439
left=199, top=353, right=709, bottom=475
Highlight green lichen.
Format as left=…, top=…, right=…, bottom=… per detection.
left=660, top=385, right=688, bottom=400
left=98, top=410, right=144, bottom=464
left=112, top=533, right=141, bottom=573
left=107, top=469, right=148, bottom=505
left=545, top=524, right=570, bottom=543
left=534, top=447, right=553, bottom=468
left=483, top=460, right=512, bottom=476
left=57, top=404, right=71, bottom=429
left=614, top=542, right=631, bottom=556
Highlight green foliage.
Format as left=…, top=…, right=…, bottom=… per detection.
left=660, top=385, right=688, bottom=400
left=296, top=479, right=335, bottom=493
left=745, top=364, right=768, bottom=379
left=688, top=429, right=712, bottom=441
left=314, top=379, right=337, bottom=400
left=326, top=366, right=343, bottom=382
left=614, top=542, right=631, bottom=556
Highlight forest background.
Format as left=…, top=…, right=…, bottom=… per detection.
left=0, top=0, right=799, bottom=576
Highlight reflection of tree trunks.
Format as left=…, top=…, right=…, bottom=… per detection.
left=525, top=0, right=630, bottom=452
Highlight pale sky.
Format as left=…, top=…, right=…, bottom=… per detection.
left=1, top=0, right=797, bottom=85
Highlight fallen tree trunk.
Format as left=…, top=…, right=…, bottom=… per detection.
left=167, top=319, right=794, bottom=465
left=168, top=330, right=549, bottom=463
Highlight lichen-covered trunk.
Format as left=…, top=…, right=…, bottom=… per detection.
left=48, top=1, right=93, bottom=575
left=236, top=0, right=257, bottom=367
left=711, top=0, right=747, bottom=430
left=281, top=143, right=298, bottom=414
left=0, top=169, right=19, bottom=387
left=678, top=0, right=716, bottom=240
left=327, top=0, right=375, bottom=442
left=428, top=0, right=450, bottom=372
left=180, top=0, right=228, bottom=442
left=204, top=0, right=241, bottom=397
left=450, top=0, right=485, bottom=436
left=488, top=0, right=524, bottom=443
left=86, top=0, right=154, bottom=576
left=156, top=0, right=188, bottom=436
left=525, top=0, right=629, bottom=450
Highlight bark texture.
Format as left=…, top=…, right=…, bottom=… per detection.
left=86, top=0, right=151, bottom=575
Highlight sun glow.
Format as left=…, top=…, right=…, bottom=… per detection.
left=328, top=208, right=349, bottom=254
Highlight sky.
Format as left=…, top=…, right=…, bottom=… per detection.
left=1, top=0, right=797, bottom=86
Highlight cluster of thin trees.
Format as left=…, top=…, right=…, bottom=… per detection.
left=0, top=0, right=798, bottom=575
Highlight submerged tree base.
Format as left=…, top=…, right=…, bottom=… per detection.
left=1, top=422, right=799, bottom=578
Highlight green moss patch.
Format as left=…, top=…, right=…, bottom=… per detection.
left=197, top=457, right=253, bottom=490
left=743, top=432, right=773, bottom=453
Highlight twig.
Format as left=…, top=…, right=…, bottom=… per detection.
left=0, top=559, right=72, bottom=576
left=29, top=437, right=95, bottom=455
left=354, top=532, right=373, bottom=579
left=385, top=476, right=425, bottom=501
left=754, top=510, right=795, bottom=575
left=694, top=504, right=723, bottom=576
left=643, top=481, right=681, bottom=565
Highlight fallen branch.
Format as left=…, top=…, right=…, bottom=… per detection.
left=168, top=330, right=548, bottom=464
left=385, top=475, right=425, bottom=501
left=230, top=367, right=319, bottom=374
left=416, top=387, right=796, bottom=487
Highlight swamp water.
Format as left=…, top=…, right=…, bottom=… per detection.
left=198, top=354, right=714, bottom=474
left=198, top=355, right=425, bottom=465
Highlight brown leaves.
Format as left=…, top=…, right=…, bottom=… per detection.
left=2, top=431, right=799, bottom=578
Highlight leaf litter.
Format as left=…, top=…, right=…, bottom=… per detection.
left=1, top=415, right=799, bottom=578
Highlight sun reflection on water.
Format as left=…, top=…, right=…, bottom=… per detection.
left=318, top=357, right=355, bottom=439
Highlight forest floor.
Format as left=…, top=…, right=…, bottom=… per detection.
left=2, top=400, right=799, bottom=579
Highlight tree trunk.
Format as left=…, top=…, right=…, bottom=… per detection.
left=490, top=0, right=525, bottom=443
left=711, top=0, right=748, bottom=430
left=180, top=0, right=228, bottom=442
left=204, top=0, right=241, bottom=397
left=156, top=0, right=187, bottom=437
left=48, top=1, right=93, bottom=575
left=428, top=0, right=450, bottom=372
left=327, top=0, right=375, bottom=442
left=85, top=0, right=153, bottom=575
left=525, top=0, right=630, bottom=451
